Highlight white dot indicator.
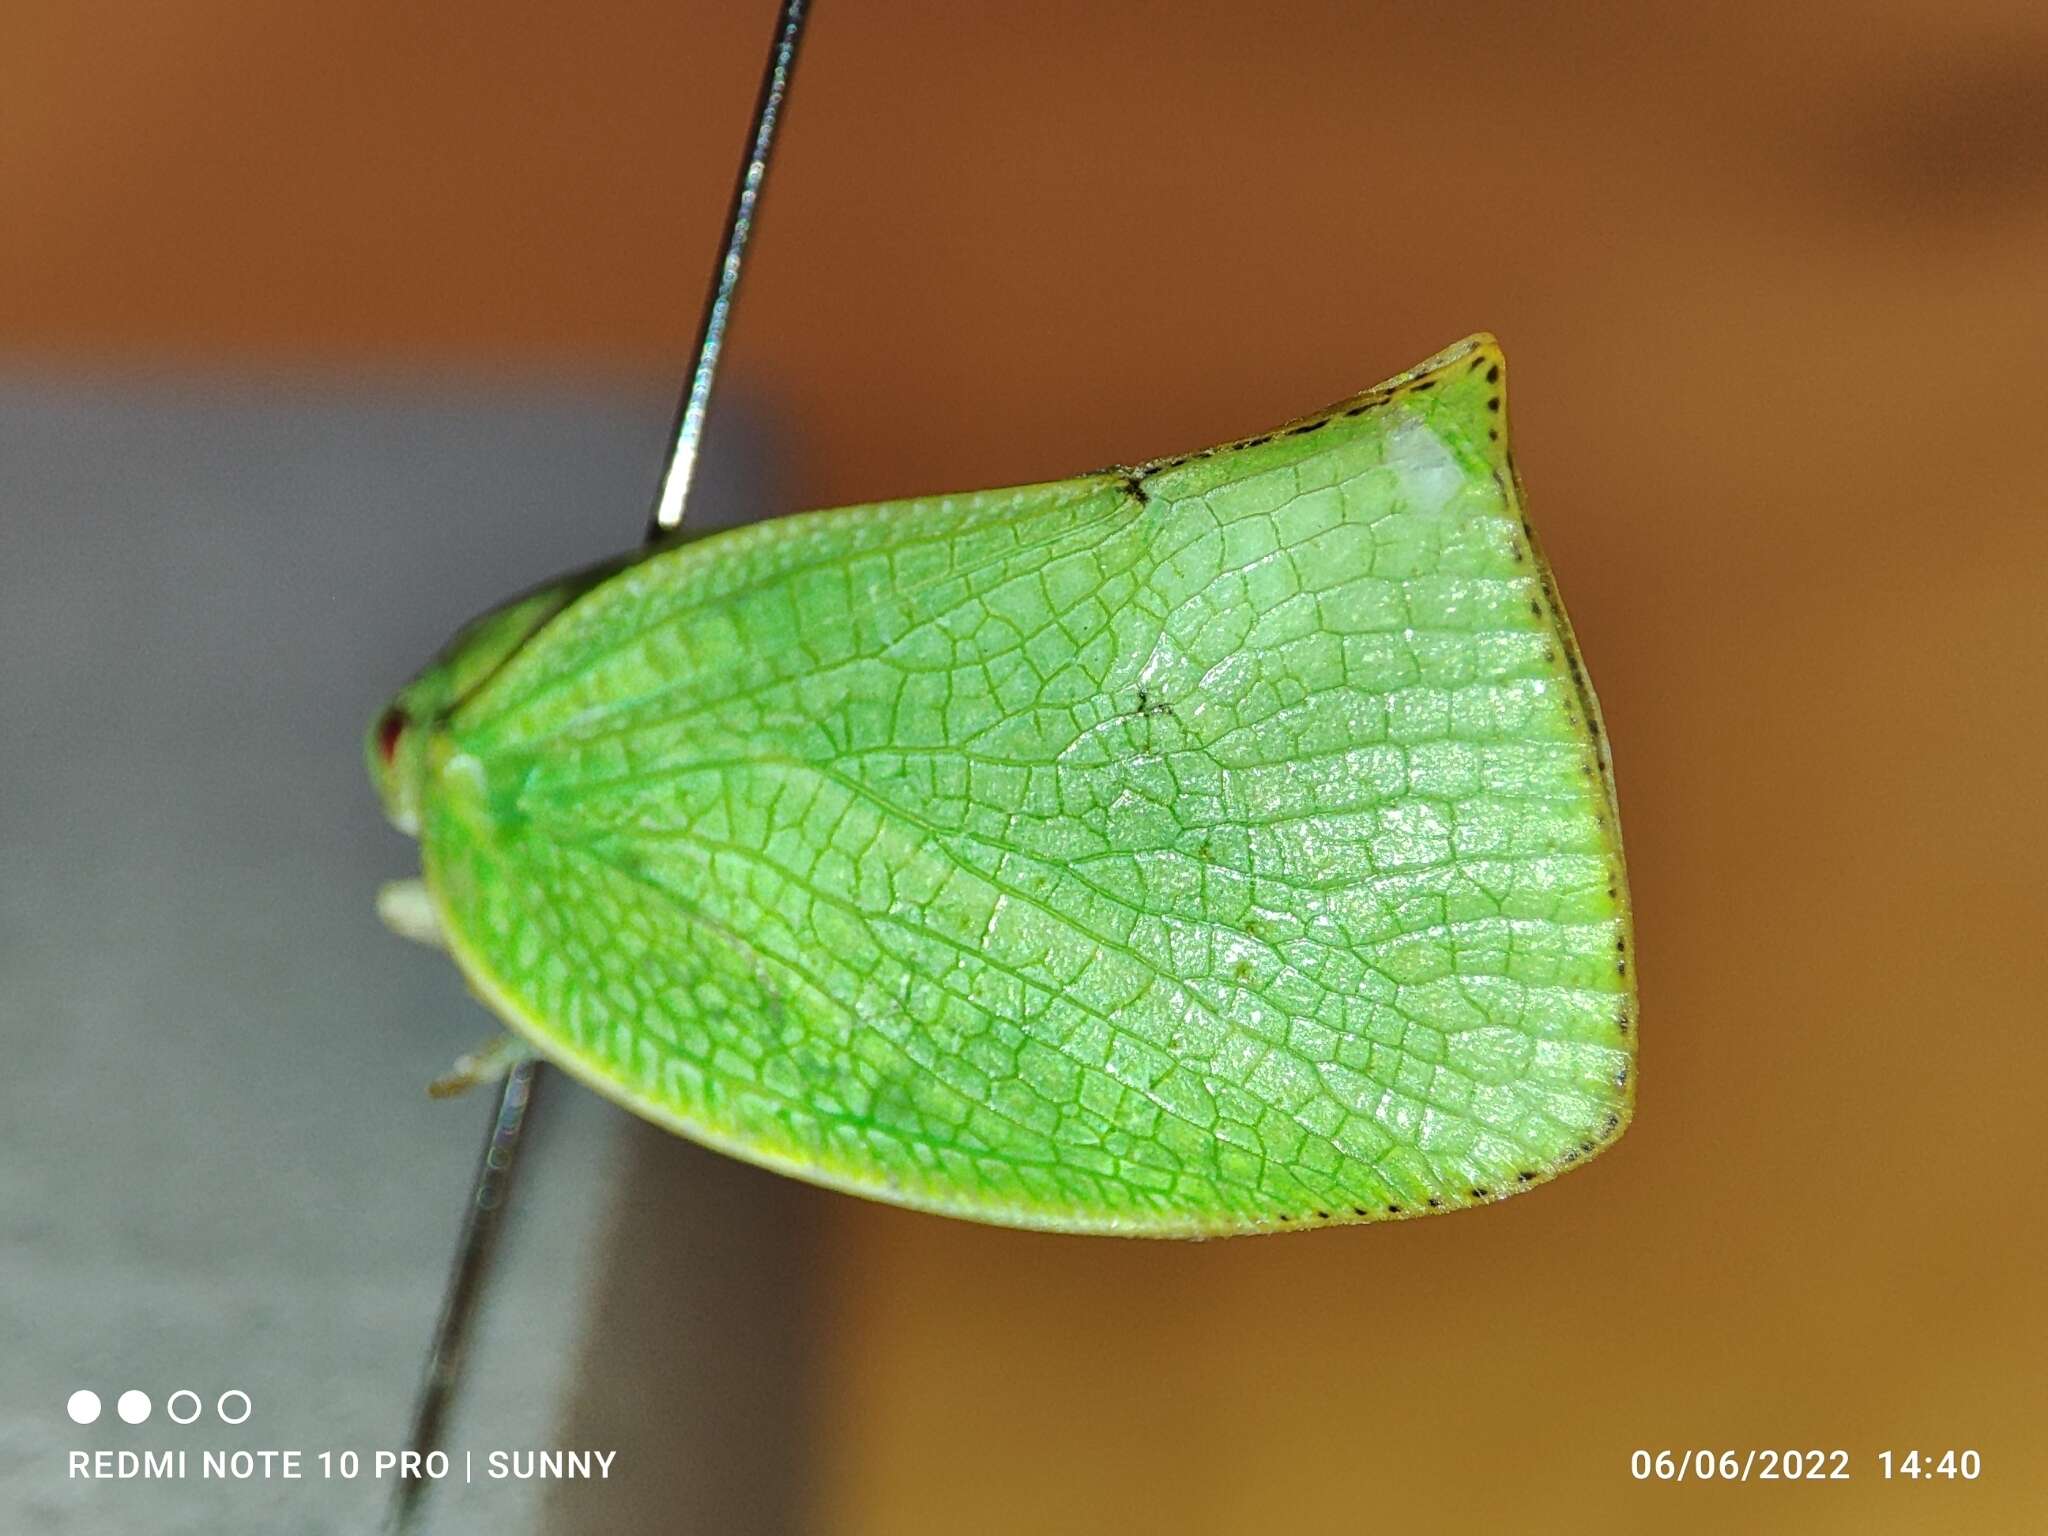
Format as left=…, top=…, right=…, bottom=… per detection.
left=217, top=1390, right=252, bottom=1425
left=167, top=1391, right=201, bottom=1425
left=117, top=1390, right=152, bottom=1424
left=66, top=1390, right=102, bottom=1425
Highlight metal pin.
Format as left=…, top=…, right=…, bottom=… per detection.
left=649, top=0, right=811, bottom=539
left=385, top=1060, right=539, bottom=1534
left=387, top=4, right=811, bottom=1529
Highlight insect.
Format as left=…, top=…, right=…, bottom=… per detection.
left=368, top=331, right=1634, bottom=1237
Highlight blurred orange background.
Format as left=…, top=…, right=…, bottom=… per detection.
left=9, top=2, right=2045, bottom=1531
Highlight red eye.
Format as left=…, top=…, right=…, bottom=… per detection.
left=376, top=708, right=407, bottom=765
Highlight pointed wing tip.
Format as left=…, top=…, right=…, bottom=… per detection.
left=1340, top=333, right=1508, bottom=421
left=1129, top=335, right=1515, bottom=498
left=1402, top=331, right=1503, bottom=378
left=1399, top=332, right=1506, bottom=386
left=1394, top=332, right=1513, bottom=467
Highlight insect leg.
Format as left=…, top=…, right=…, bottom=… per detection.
left=428, top=1033, right=539, bottom=1100
left=376, top=878, right=445, bottom=948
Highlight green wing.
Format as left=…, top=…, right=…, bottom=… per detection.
left=415, top=334, right=1634, bottom=1235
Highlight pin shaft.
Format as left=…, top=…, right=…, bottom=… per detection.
left=649, top=0, right=810, bottom=537
left=385, top=1059, right=539, bottom=1533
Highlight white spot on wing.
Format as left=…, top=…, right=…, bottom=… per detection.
left=1385, top=415, right=1462, bottom=516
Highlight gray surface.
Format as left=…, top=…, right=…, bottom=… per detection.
left=0, top=371, right=822, bottom=1533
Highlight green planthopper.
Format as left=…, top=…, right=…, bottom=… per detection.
left=367, top=332, right=1634, bottom=1237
